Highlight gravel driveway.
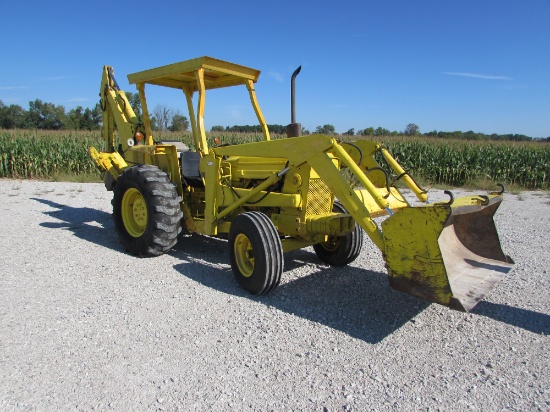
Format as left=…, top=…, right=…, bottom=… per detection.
left=0, top=179, right=548, bottom=411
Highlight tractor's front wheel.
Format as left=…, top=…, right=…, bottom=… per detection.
left=112, top=165, right=183, bottom=256
left=313, top=201, right=363, bottom=266
left=228, top=212, right=283, bottom=295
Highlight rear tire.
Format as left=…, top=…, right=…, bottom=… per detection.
left=228, top=212, right=283, bottom=295
left=313, top=201, right=363, bottom=266
left=112, top=165, right=183, bottom=256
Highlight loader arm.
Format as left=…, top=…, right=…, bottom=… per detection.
left=214, top=134, right=514, bottom=311
left=313, top=138, right=513, bottom=311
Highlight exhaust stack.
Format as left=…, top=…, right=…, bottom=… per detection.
left=286, top=66, right=302, bottom=137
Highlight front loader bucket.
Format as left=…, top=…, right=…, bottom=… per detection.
left=381, top=195, right=514, bottom=312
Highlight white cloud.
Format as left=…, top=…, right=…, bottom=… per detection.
left=443, top=72, right=512, bottom=80
left=267, top=71, right=283, bottom=82
left=0, top=86, right=27, bottom=90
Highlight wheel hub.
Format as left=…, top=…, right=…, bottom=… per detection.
left=321, top=235, right=341, bottom=252
left=121, top=188, right=148, bottom=237
left=234, top=233, right=254, bottom=277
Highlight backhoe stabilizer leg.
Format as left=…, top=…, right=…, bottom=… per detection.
left=89, top=146, right=128, bottom=180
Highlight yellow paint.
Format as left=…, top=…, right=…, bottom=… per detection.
left=234, top=233, right=254, bottom=277
left=194, top=68, right=209, bottom=156
left=217, top=186, right=300, bottom=208
left=127, top=56, right=260, bottom=91
left=354, top=188, right=409, bottom=217
left=246, top=79, right=270, bottom=141
left=88, top=146, right=128, bottom=178
left=204, top=153, right=220, bottom=235
left=92, top=57, right=512, bottom=311
left=381, top=148, right=428, bottom=203
left=136, top=83, right=154, bottom=146
left=382, top=206, right=453, bottom=305
left=121, top=188, right=148, bottom=237
left=182, top=85, right=199, bottom=153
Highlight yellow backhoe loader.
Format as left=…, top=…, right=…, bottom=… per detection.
left=89, top=56, right=514, bottom=312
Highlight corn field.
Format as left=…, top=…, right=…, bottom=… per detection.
left=0, top=130, right=103, bottom=179
left=375, top=137, right=550, bottom=189
left=1, top=130, right=548, bottom=189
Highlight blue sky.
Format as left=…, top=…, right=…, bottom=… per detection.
left=1, top=0, right=549, bottom=137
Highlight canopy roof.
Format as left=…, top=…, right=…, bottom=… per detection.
left=127, top=56, right=261, bottom=92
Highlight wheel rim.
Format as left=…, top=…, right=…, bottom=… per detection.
left=234, top=233, right=254, bottom=277
left=121, top=188, right=148, bottom=237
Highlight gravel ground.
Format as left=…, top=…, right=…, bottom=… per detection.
left=0, top=179, right=548, bottom=411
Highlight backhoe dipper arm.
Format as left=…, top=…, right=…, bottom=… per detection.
left=89, top=66, right=143, bottom=184
left=99, top=66, right=142, bottom=152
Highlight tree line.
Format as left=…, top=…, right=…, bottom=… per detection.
left=1, top=98, right=547, bottom=141
left=215, top=123, right=548, bottom=141
left=0, top=92, right=190, bottom=132
left=0, top=99, right=102, bottom=130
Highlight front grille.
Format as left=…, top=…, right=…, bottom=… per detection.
left=306, top=178, right=333, bottom=216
